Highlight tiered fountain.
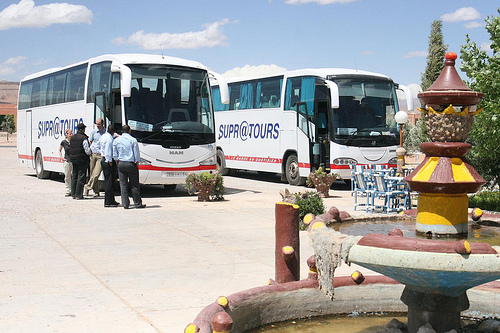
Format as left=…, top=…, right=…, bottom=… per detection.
left=187, top=53, right=499, bottom=333
left=343, top=52, right=500, bottom=332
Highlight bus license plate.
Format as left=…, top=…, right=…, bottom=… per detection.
left=162, top=171, right=188, bottom=178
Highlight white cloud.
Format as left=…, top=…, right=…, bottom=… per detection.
left=465, top=21, right=484, bottom=29
left=113, top=19, right=232, bottom=50
left=441, top=7, right=480, bottom=23
left=285, top=0, right=358, bottom=4
left=0, top=56, right=26, bottom=75
left=362, top=51, right=373, bottom=56
left=0, top=0, right=92, bottom=31
left=403, top=51, right=427, bottom=58
left=222, top=64, right=287, bottom=79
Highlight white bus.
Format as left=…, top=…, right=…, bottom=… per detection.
left=211, top=68, right=413, bottom=185
left=17, top=54, right=229, bottom=187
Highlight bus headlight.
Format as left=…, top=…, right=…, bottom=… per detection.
left=200, top=155, right=216, bottom=165
left=138, top=158, right=152, bottom=166
left=332, top=158, right=357, bottom=166
left=388, top=157, right=398, bottom=165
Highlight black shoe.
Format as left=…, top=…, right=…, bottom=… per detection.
left=123, top=206, right=130, bottom=209
left=75, top=197, right=85, bottom=200
left=135, top=204, right=146, bottom=209
left=105, top=203, right=119, bottom=207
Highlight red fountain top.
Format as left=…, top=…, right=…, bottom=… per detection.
left=418, top=52, right=484, bottom=107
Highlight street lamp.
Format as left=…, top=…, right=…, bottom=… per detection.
left=395, top=111, right=409, bottom=175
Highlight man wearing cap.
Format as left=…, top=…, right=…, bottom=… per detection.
left=69, top=123, right=91, bottom=200
left=113, top=124, right=145, bottom=209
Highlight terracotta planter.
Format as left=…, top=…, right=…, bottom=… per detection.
left=309, top=174, right=336, bottom=198
left=192, top=179, right=217, bottom=202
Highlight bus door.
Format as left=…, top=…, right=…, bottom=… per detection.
left=296, top=101, right=314, bottom=169
left=314, top=99, right=330, bottom=172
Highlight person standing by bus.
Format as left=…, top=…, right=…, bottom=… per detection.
left=69, top=123, right=91, bottom=200
left=113, top=125, right=145, bottom=209
left=99, top=124, right=119, bottom=207
left=58, top=129, right=73, bottom=197
left=84, top=118, right=105, bottom=197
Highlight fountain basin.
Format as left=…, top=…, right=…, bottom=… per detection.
left=348, top=234, right=500, bottom=297
left=188, top=277, right=500, bottom=333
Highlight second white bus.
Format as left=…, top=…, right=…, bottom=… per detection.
left=211, top=68, right=413, bottom=185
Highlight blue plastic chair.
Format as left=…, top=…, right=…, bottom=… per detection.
left=370, top=173, right=408, bottom=213
left=350, top=165, right=373, bottom=212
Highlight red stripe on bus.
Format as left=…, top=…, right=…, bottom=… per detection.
left=18, top=154, right=34, bottom=160
left=44, top=156, right=64, bottom=163
left=330, top=163, right=397, bottom=169
left=138, top=164, right=216, bottom=172
left=225, top=155, right=283, bottom=164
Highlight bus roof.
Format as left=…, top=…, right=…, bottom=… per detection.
left=214, top=67, right=392, bottom=86
left=21, top=53, right=208, bottom=82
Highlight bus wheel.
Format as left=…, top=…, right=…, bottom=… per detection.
left=216, top=149, right=229, bottom=176
left=285, top=154, right=304, bottom=186
left=35, top=150, right=51, bottom=179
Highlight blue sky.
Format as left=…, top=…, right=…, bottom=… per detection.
left=0, top=0, right=498, bottom=97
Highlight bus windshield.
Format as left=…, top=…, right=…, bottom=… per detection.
left=330, top=78, right=399, bottom=147
left=124, top=64, right=214, bottom=145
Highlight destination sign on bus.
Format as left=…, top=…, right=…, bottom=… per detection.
left=218, top=122, right=279, bottom=141
left=38, top=117, right=84, bottom=140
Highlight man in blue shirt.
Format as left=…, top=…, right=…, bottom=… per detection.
left=99, top=124, right=119, bottom=207
left=113, top=125, right=145, bottom=209
left=85, top=118, right=105, bottom=197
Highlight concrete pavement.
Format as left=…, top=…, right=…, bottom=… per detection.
left=0, top=141, right=375, bottom=332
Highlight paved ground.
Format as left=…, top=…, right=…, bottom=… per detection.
left=0, top=137, right=381, bottom=333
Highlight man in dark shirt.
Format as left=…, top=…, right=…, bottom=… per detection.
left=69, top=123, right=91, bottom=200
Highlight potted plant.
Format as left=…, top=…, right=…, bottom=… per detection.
left=306, top=167, right=339, bottom=198
left=185, top=172, right=224, bottom=202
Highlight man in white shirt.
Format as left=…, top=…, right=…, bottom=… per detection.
left=113, top=125, right=145, bottom=209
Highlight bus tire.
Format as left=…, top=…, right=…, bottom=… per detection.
left=35, top=150, right=51, bottom=179
left=216, top=149, right=229, bottom=176
left=285, top=154, right=305, bottom=186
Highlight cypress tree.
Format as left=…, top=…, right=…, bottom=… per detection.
left=421, top=20, right=447, bottom=92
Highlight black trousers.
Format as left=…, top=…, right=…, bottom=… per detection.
left=71, top=161, right=89, bottom=199
left=117, top=161, right=142, bottom=208
left=101, top=158, right=117, bottom=206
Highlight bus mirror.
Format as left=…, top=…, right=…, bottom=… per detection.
left=325, top=80, right=339, bottom=109
left=111, top=63, right=132, bottom=98
left=209, top=71, right=230, bottom=104
left=397, top=84, right=414, bottom=111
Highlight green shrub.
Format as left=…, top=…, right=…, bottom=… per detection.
left=294, top=191, right=325, bottom=230
left=468, top=191, right=500, bottom=212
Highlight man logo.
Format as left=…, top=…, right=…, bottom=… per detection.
left=169, top=151, right=183, bottom=155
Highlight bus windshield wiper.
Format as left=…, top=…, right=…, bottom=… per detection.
left=139, top=130, right=164, bottom=142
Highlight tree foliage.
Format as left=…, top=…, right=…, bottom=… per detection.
left=460, top=8, right=500, bottom=189
left=1, top=114, right=15, bottom=140
left=421, top=20, right=447, bottom=92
